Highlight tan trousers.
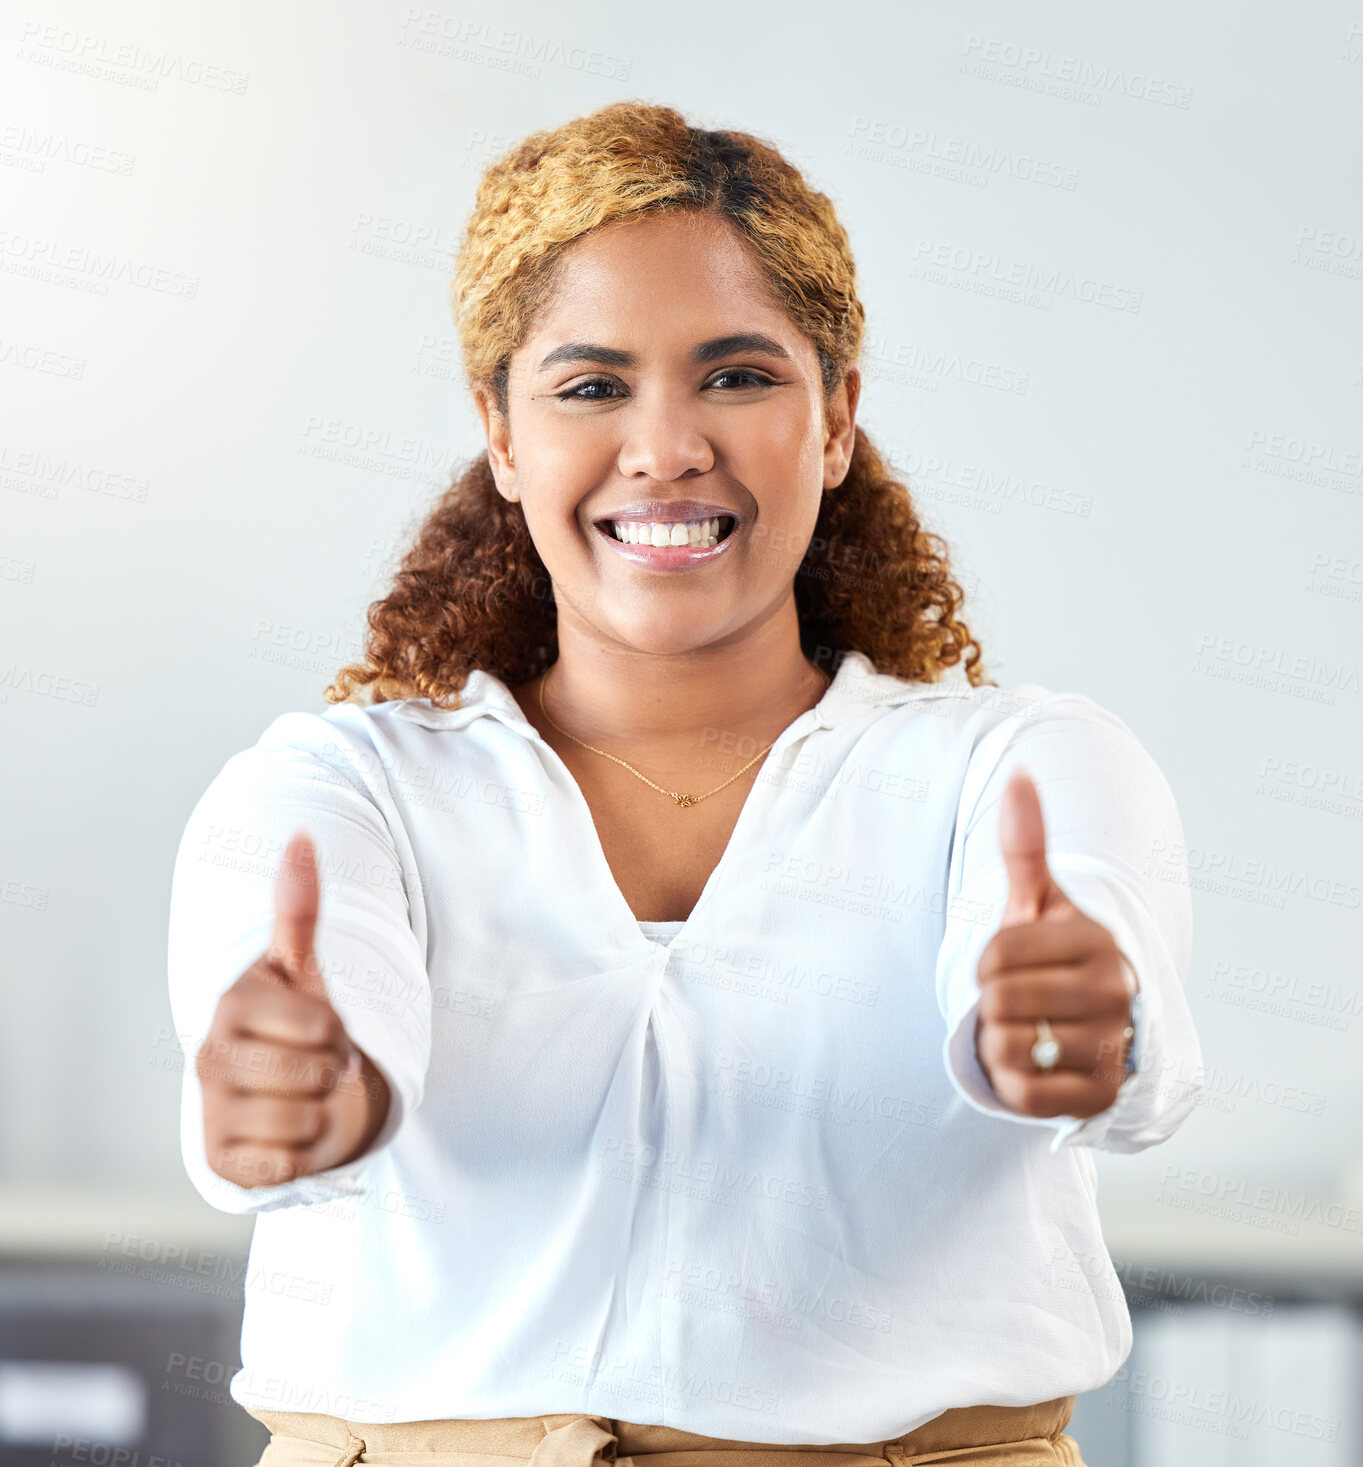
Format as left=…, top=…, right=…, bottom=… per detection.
left=244, top=1398, right=1086, bottom=1466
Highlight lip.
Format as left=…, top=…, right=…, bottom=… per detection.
left=593, top=516, right=742, bottom=571
left=592, top=498, right=743, bottom=527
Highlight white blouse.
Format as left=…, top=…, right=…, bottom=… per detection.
left=166, top=649, right=1202, bottom=1441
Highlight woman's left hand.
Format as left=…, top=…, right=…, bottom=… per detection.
left=973, top=770, right=1137, bottom=1119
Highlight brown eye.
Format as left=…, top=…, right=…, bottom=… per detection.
left=553, top=369, right=775, bottom=402
left=708, top=369, right=776, bottom=389
left=554, top=378, right=621, bottom=401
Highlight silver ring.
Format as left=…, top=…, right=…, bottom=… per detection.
left=1031, top=1018, right=1062, bottom=1071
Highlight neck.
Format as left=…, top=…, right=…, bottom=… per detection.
left=531, top=615, right=831, bottom=752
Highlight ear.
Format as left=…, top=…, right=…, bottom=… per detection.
left=822, top=366, right=860, bottom=490
left=472, top=385, right=520, bottom=504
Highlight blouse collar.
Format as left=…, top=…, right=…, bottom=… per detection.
left=380, top=649, right=968, bottom=737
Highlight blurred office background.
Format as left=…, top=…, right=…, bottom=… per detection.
left=2, top=1, right=1361, bottom=1461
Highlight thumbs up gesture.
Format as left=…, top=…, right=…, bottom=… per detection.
left=196, top=833, right=391, bottom=1189
left=973, top=770, right=1137, bottom=1119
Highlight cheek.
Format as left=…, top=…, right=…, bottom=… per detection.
left=737, top=406, right=812, bottom=461
left=515, top=473, right=586, bottom=540
left=732, top=413, right=827, bottom=504
left=530, top=446, right=612, bottom=525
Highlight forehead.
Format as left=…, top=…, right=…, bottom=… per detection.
left=522, top=211, right=797, bottom=347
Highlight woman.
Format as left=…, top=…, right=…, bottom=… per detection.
left=168, top=101, right=1202, bottom=1465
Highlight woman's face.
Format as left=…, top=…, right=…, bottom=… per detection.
left=476, top=209, right=859, bottom=659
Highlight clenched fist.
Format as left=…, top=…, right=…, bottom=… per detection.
left=974, top=770, right=1138, bottom=1120
left=196, top=832, right=391, bottom=1189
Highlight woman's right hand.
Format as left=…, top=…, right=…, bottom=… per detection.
left=196, top=832, right=392, bottom=1189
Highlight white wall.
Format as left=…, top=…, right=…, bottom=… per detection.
left=2, top=0, right=1360, bottom=1274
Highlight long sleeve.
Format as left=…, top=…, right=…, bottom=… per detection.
left=166, top=710, right=432, bottom=1213
left=935, top=688, right=1202, bottom=1153
left=150, top=652, right=1187, bottom=1435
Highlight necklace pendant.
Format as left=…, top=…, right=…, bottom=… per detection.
left=671, top=792, right=699, bottom=808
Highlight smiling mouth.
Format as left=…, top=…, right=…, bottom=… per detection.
left=592, top=514, right=741, bottom=566
left=600, top=514, right=737, bottom=548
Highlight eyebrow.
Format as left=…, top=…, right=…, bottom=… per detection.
left=534, top=332, right=792, bottom=374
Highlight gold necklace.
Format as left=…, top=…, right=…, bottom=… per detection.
left=537, top=663, right=832, bottom=809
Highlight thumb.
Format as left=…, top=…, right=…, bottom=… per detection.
left=997, top=769, right=1055, bottom=926
left=266, top=831, right=324, bottom=992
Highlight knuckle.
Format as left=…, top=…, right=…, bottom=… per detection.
left=997, top=1072, right=1030, bottom=1112
left=1075, top=911, right=1107, bottom=944
left=1013, top=1075, right=1040, bottom=1111
left=991, top=927, right=1019, bottom=967
left=214, top=985, right=243, bottom=1021
left=1015, top=1075, right=1053, bottom=1114
left=315, top=1007, right=348, bottom=1047
left=1094, top=973, right=1128, bottom=1011
left=231, top=1143, right=305, bottom=1188
left=285, top=1099, right=327, bottom=1144
left=978, top=931, right=1011, bottom=977
left=196, top=1047, right=235, bottom=1090
left=238, top=960, right=277, bottom=995
left=291, top=997, right=342, bottom=1048
left=1008, top=1029, right=1032, bottom=1070
left=978, top=984, right=1009, bottom=1022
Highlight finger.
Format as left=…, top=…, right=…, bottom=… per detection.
left=977, top=909, right=1112, bottom=982
left=977, top=963, right=1132, bottom=1023
left=219, top=1093, right=330, bottom=1148
left=983, top=1067, right=1122, bottom=1120
left=197, top=1037, right=354, bottom=1098
left=266, top=831, right=323, bottom=992
left=208, top=1141, right=318, bottom=1189
left=223, top=969, right=352, bottom=1051
left=978, top=1018, right=1132, bottom=1079
left=998, top=769, right=1054, bottom=926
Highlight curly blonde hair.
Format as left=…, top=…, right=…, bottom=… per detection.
left=325, top=100, right=991, bottom=708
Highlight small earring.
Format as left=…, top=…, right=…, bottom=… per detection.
left=508, top=447, right=515, bottom=466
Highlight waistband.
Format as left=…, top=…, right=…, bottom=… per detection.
left=246, top=1399, right=1083, bottom=1467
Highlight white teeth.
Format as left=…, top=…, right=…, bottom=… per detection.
left=610, top=516, right=728, bottom=547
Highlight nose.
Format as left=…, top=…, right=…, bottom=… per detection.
left=615, top=393, right=714, bottom=482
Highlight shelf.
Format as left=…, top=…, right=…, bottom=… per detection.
left=0, top=1184, right=254, bottom=1259
left=3, top=1187, right=1360, bottom=1295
